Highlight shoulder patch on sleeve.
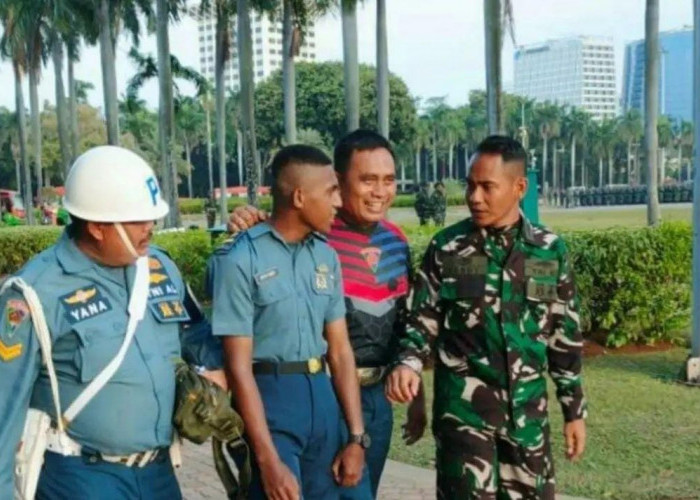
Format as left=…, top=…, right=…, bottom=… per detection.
left=0, top=298, right=28, bottom=361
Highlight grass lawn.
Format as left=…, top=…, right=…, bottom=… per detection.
left=389, top=348, right=700, bottom=500
left=386, top=203, right=692, bottom=232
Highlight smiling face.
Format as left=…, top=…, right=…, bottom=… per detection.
left=466, top=153, right=527, bottom=228
left=338, top=148, right=397, bottom=227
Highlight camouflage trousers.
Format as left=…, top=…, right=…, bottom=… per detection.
left=433, top=367, right=555, bottom=500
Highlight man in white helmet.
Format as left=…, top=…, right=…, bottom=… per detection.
left=0, top=146, right=224, bottom=499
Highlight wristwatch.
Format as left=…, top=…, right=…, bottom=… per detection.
left=348, top=432, right=372, bottom=450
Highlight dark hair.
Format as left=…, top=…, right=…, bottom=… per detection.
left=333, top=129, right=395, bottom=177
left=66, top=215, right=88, bottom=240
left=474, top=135, right=527, bottom=167
left=269, top=144, right=332, bottom=200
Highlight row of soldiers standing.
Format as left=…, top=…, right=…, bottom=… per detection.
left=415, top=181, right=447, bottom=226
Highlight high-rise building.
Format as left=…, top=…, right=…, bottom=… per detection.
left=513, top=36, right=617, bottom=121
left=622, top=27, right=692, bottom=122
left=194, top=10, right=317, bottom=91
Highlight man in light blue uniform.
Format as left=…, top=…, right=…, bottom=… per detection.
left=0, top=146, right=223, bottom=499
left=211, top=145, right=368, bottom=499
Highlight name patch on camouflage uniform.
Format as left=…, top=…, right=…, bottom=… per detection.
left=60, top=287, right=113, bottom=324
left=443, top=255, right=488, bottom=277
left=524, top=259, right=559, bottom=278
left=526, top=278, right=558, bottom=302
left=149, top=298, right=191, bottom=323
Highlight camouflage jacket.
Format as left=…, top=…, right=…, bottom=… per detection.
left=430, top=192, right=447, bottom=215
left=398, top=216, right=586, bottom=424
left=415, top=190, right=433, bottom=217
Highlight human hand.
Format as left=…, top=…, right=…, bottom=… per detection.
left=564, top=419, right=586, bottom=462
left=331, top=444, right=365, bottom=487
left=227, top=205, right=268, bottom=234
left=385, top=365, right=421, bottom=403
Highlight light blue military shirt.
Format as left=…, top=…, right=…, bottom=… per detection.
left=0, top=230, right=222, bottom=497
left=210, top=222, right=346, bottom=362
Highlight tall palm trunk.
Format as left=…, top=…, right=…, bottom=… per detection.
left=204, top=93, right=214, bottom=198
left=215, top=7, right=228, bottom=220
left=185, top=138, right=193, bottom=199
left=341, top=0, right=360, bottom=132
left=14, top=63, right=34, bottom=225
left=570, top=136, right=576, bottom=188
left=156, top=0, right=179, bottom=228
left=644, top=0, right=660, bottom=225
left=414, top=147, right=420, bottom=185
left=608, top=152, right=613, bottom=185
left=28, top=65, right=42, bottom=202
left=484, top=0, right=502, bottom=134
left=237, top=129, right=243, bottom=186
left=376, top=0, right=389, bottom=138
left=447, top=143, right=454, bottom=179
left=282, top=0, right=296, bottom=144
left=542, top=135, right=549, bottom=191
left=51, top=36, right=71, bottom=177
left=598, top=157, right=603, bottom=187
left=432, top=135, right=438, bottom=181
left=68, top=55, right=79, bottom=163
left=627, top=140, right=633, bottom=184
left=659, top=147, right=666, bottom=183
left=97, top=0, right=120, bottom=144
left=552, top=141, right=559, bottom=204
left=237, top=0, right=261, bottom=205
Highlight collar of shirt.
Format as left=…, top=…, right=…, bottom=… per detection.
left=464, top=213, right=546, bottom=250
left=55, top=230, right=131, bottom=288
left=335, top=212, right=379, bottom=236
left=247, top=221, right=327, bottom=248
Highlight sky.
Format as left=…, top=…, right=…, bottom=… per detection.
left=0, top=0, right=693, bottom=113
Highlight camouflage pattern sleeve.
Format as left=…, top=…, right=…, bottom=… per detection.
left=547, top=239, right=587, bottom=422
left=397, top=237, right=443, bottom=373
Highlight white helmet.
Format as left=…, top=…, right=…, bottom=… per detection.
left=63, top=146, right=169, bottom=222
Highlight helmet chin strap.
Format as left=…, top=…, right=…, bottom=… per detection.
left=114, top=222, right=140, bottom=260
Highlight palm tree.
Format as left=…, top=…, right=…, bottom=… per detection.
left=128, top=47, right=212, bottom=225
left=92, top=0, right=154, bottom=145
left=23, top=8, right=44, bottom=198
left=237, top=0, right=264, bottom=207
left=598, top=118, right=617, bottom=185
left=50, top=28, right=72, bottom=177
left=279, top=0, right=333, bottom=144
left=154, top=0, right=181, bottom=228
left=657, top=115, right=673, bottom=183
left=175, top=96, right=205, bottom=198
left=535, top=103, right=560, bottom=193
left=0, top=2, right=35, bottom=224
left=483, top=0, right=513, bottom=134
left=618, top=110, right=643, bottom=184
left=644, top=0, right=660, bottom=225
left=341, top=0, right=359, bottom=132
left=563, top=107, right=589, bottom=188
left=376, top=0, right=389, bottom=138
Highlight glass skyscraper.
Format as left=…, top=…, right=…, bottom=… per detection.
left=622, top=27, right=692, bottom=122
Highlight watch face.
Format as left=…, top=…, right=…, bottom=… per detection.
left=361, top=433, right=372, bottom=449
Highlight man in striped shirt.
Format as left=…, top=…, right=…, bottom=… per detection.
left=228, top=130, right=426, bottom=499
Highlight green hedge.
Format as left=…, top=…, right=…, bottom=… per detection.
left=0, top=222, right=691, bottom=347
left=179, top=197, right=274, bottom=215
left=178, top=194, right=466, bottom=215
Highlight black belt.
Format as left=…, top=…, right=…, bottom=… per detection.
left=252, top=357, right=326, bottom=375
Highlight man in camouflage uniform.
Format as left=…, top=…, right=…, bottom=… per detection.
left=415, top=181, right=433, bottom=226
left=386, top=135, right=586, bottom=500
left=431, top=181, right=447, bottom=227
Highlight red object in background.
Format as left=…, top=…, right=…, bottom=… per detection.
left=0, top=189, right=26, bottom=218
left=212, top=186, right=271, bottom=200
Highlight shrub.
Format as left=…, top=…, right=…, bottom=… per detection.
left=0, top=222, right=691, bottom=347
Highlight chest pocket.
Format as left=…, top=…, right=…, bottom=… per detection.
left=72, top=322, right=127, bottom=383
left=523, top=276, right=558, bottom=338
left=439, top=275, right=486, bottom=331
left=253, top=280, right=294, bottom=306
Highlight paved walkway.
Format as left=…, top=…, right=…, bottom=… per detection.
left=176, top=440, right=591, bottom=499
